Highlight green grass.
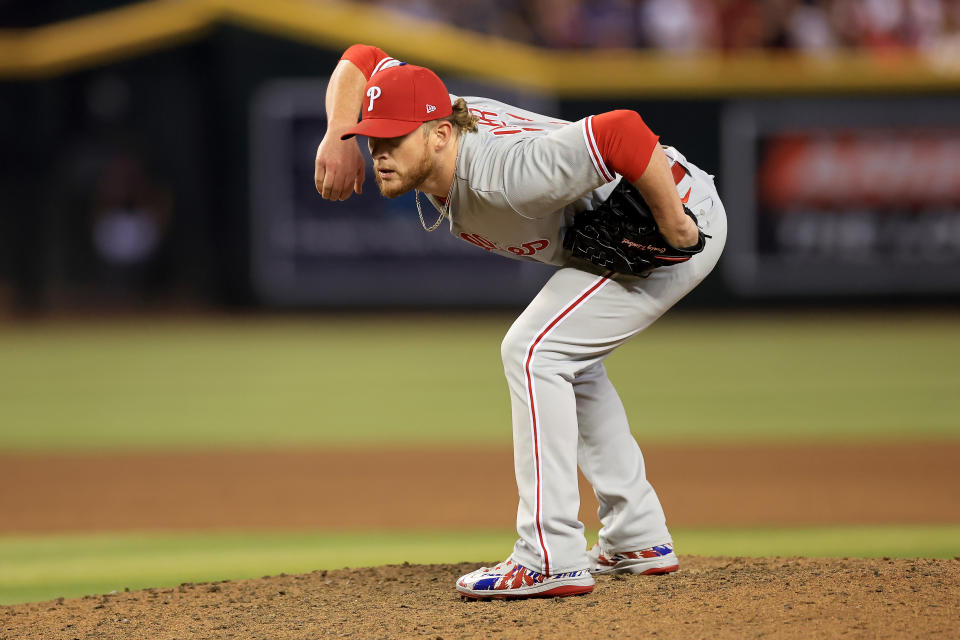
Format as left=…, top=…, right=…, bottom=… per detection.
left=0, top=530, right=520, bottom=605
left=1, top=525, right=957, bottom=605
left=0, top=312, right=958, bottom=451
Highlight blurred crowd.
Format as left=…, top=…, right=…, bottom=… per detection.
left=357, top=0, right=960, bottom=52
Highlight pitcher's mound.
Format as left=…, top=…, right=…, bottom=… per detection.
left=3, top=556, right=957, bottom=639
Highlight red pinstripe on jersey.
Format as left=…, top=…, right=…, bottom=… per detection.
left=523, top=271, right=613, bottom=575
left=583, top=116, right=616, bottom=183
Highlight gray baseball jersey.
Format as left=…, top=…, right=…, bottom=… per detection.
left=418, top=94, right=728, bottom=576
left=422, top=96, right=707, bottom=270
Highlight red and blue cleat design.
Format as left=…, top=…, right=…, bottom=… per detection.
left=456, top=559, right=594, bottom=600
left=587, top=542, right=679, bottom=575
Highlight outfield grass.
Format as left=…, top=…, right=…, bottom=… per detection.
left=3, top=313, right=956, bottom=607
left=1, top=312, right=958, bottom=451
left=1, top=525, right=957, bottom=605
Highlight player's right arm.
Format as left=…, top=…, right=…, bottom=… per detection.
left=315, top=45, right=392, bottom=201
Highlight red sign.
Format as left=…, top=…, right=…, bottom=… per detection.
left=759, top=130, right=960, bottom=211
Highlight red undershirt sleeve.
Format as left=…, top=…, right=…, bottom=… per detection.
left=590, top=110, right=660, bottom=183
left=339, top=44, right=391, bottom=80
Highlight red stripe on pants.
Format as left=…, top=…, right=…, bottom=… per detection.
left=522, top=272, right=612, bottom=575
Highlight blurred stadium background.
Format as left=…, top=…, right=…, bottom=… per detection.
left=2, top=0, right=960, bottom=311
left=2, top=0, right=960, bottom=605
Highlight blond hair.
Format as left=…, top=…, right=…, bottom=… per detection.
left=425, top=98, right=478, bottom=135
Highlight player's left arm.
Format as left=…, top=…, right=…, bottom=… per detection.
left=501, top=111, right=698, bottom=248
left=590, top=110, right=699, bottom=249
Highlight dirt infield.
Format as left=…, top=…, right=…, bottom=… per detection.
left=3, top=442, right=959, bottom=638
left=2, top=442, right=959, bottom=533
left=3, top=556, right=958, bottom=639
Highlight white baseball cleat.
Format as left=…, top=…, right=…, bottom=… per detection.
left=456, top=558, right=594, bottom=600
left=587, top=542, right=680, bottom=575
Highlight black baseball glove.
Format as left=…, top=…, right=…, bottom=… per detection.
left=563, top=180, right=709, bottom=276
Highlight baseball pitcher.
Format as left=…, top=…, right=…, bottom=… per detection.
left=315, top=44, right=727, bottom=600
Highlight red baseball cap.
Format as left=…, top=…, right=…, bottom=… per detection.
left=340, top=64, right=453, bottom=140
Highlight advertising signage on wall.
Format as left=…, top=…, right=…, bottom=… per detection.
left=721, top=98, right=960, bottom=297
left=249, top=78, right=556, bottom=307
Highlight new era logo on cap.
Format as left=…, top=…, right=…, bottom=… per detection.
left=340, top=64, right=453, bottom=140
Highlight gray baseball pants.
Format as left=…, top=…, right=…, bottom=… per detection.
left=502, top=158, right=727, bottom=574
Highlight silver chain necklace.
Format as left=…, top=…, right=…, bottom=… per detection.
left=414, top=188, right=447, bottom=232
left=414, top=142, right=460, bottom=232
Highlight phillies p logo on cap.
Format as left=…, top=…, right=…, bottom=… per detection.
left=366, top=86, right=382, bottom=112
left=340, top=64, right=453, bottom=140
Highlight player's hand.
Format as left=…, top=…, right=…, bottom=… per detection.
left=315, top=132, right=365, bottom=201
left=660, top=209, right=700, bottom=249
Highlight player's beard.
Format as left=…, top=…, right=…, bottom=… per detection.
left=375, top=143, right=434, bottom=199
